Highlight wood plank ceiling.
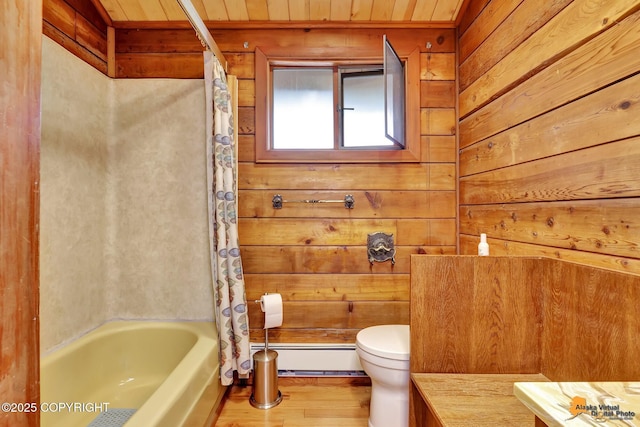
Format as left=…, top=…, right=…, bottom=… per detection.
left=98, top=0, right=465, bottom=23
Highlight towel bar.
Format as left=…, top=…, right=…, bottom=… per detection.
left=272, top=194, right=354, bottom=209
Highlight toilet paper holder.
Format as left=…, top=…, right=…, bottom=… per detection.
left=253, top=292, right=284, bottom=350
left=250, top=294, right=283, bottom=409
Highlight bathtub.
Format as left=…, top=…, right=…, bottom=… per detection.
left=40, top=321, right=224, bottom=427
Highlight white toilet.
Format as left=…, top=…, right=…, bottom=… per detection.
left=356, top=324, right=410, bottom=427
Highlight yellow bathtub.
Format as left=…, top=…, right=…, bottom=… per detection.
left=40, top=321, right=224, bottom=427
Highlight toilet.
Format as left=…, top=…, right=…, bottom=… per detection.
left=356, top=324, right=410, bottom=427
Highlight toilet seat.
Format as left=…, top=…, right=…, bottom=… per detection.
left=356, top=324, right=409, bottom=360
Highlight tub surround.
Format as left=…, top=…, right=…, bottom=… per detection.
left=107, top=77, right=210, bottom=320
left=41, top=35, right=110, bottom=350
left=514, top=382, right=640, bottom=426
left=40, top=36, right=214, bottom=352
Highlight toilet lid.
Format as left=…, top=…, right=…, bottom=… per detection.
left=356, top=324, right=410, bottom=360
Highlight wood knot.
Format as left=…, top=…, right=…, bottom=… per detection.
left=365, top=191, right=382, bottom=209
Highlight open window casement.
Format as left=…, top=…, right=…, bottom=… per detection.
left=334, top=35, right=406, bottom=149
left=384, top=35, right=406, bottom=148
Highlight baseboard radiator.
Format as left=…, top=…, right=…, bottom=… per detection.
left=250, top=342, right=365, bottom=377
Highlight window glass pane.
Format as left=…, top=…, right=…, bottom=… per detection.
left=384, top=35, right=405, bottom=147
left=272, top=68, right=334, bottom=149
left=342, top=72, right=392, bottom=148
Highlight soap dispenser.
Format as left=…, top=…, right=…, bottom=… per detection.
left=478, top=233, right=489, bottom=256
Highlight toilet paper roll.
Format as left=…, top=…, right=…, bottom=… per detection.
left=260, top=293, right=283, bottom=329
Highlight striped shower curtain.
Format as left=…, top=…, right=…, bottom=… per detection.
left=204, top=51, right=251, bottom=385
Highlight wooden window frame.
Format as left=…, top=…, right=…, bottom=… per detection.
left=255, top=45, right=421, bottom=163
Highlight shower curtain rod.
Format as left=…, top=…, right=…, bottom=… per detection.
left=176, top=0, right=228, bottom=71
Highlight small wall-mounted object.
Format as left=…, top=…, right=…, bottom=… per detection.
left=367, top=232, right=396, bottom=265
left=272, top=194, right=354, bottom=209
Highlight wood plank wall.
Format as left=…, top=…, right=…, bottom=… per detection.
left=410, top=256, right=543, bottom=375
left=43, top=0, right=109, bottom=73
left=68, top=21, right=459, bottom=343
left=409, top=255, right=640, bottom=427
left=1, top=0, right=42, bottom=425
left=457, top=0, right=640, bottom=274
left=411, top=255, right=640, bottom=379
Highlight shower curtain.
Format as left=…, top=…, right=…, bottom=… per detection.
left=204, top=51, right=251, bottom=385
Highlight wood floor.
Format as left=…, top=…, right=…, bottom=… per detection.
left=213, top=377, right=371, bottom=427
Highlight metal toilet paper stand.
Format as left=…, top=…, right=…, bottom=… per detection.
left=250, top=297, right=282, bottom=409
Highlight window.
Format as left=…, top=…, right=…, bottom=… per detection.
left=255, top=39, right=421, bottom=163
left=271, top=66, right=391, bottom=150
left=272, top=67, right=335, bottom=149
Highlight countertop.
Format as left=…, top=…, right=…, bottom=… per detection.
left=411, top=373, right=549, bottom=427
left=514, top=381, right=640, bottom=426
